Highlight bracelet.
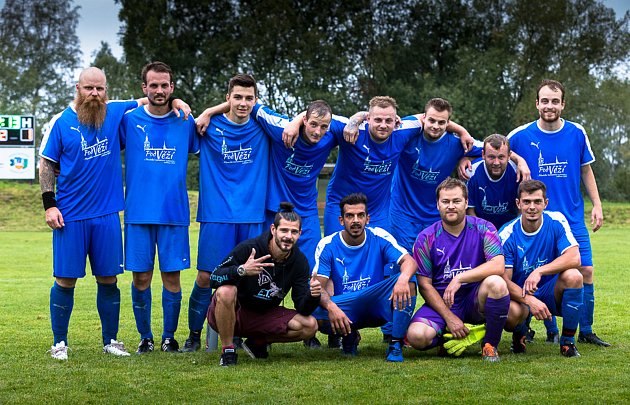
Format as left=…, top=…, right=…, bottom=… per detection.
left=42, top=191, right=57, bottom=211
left=168, top=96, right=176, bottom=109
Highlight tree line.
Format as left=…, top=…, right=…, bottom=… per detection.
left=1, top=0, right=629, bottom=199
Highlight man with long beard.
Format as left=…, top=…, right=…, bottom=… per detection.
left=39, top=67, right=189, bottom=360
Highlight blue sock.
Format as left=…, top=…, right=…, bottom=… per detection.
left=162, top=287, right=182, bottom=340
left=483, top=295, right=510, bottom=348
left=131, top=283, right=152, bottom=340
left=560, top=287, right=583, bottom=345
left=580, top=283, right=594, bottom=334
left=544, top=316, right=559, bottom=334
left=97, top=282, right=121, bottom=346
left=50, top=282, right=74, bottom=345
left=392, top=296, right=416, bottom=341
left=188, top=282, right=212, bottom=334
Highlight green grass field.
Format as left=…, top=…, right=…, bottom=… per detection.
left=1, top=182, right=629, bottom=403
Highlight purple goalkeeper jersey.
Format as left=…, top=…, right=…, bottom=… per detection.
left=413, top=216, right=503, bottom=295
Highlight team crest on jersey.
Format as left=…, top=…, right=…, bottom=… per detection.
left=411, top=148, right=439, bottom=182
left=342, top=275, right=372, bottom=293
left=218, top=128, right=253, bottom=164
left=442, top=258, right=472, bottom=280
left=140, top=126, right=176, bottom=163
left=479, top=186, right=509, bottom=214
left=361, top=145, right=392, bottom=175
left=284, top=152, right=314, bottom=177
left=531, top=143, right=568, bottom=178
left=72, top=126, right=110, bottom=160
left=521, top=256, right=548, bottom=275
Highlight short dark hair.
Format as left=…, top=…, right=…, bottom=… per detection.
left=306, top=100, right=332, bottom=120
left=537, top=79, right=565, bottom=102
left=273, top=202, right=301, bottom=228
left=368, top=96, right=397, bottom=111
left=517, top=179, right=547, bottom=199
left=425, top=97, right=452, bottom=117
left=483, top=133, right=510, bottom=154
left=339, top=193, right=368, bottom=216
left=436, top=177, right=467, bottom=200
left=141, top=61, right=173, bottom=84
left=228, top=74, right=257, bottom=97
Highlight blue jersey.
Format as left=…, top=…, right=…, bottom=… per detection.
left=120, top=106, right=200, bottom=225
left=326, top=116, right=421, bottom=224
left=314, top=227, right=407, bottom=295
left=467, top=159, right=519, bottom=229
left=507, top=119, right=594, bottom=227
left=413, top=216, right=503, bottom=295
left=251, top=104, right=342, bottom=216
left=499, top=211, right=577, bottom=288
left=39, top=100, right=138, bottom=221
left=390, top=130, right=482, bottom=224
left=197, top=113, right=270, bottom=223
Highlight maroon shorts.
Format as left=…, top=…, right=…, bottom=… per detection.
left=207, top=294, right=298, bottom=338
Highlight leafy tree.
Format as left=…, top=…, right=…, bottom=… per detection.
left=91, top=42, right=137, bottom=100
left=0, top=0, right=81, bottom=118
left=117, top=0, right=240, bottom=114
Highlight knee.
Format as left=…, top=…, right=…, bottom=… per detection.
left=161, top=271, right=181, bottom=292
left=406, top=323, right=434, bottom=350
left=132, top=272, right=152, bottom=290
left=560, top=269, right=583, bottom=288
left=95, top=275, right=117, bottom=285
left=505, top=302, right=528, bottom=331
left=579, top=266, right=593, bottom=282
left=55, top=277, right=77, bottom=288
left=214, top=285, right=237, bottom=305
left=484, top=275, right=508, bottom=298
left=302, top=316, right=318, bottom=338
left=196, top=270, right=211, bottom=288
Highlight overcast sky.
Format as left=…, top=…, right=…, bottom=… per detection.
left=0, top=0, right=628, bottom=71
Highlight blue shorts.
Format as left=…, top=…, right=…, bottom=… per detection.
left=533, top=274, right=561, bottom=316
left=570, top=224, right=593, bottom=267
left=313, top=274, right=414, bottom=329
left=265, top=211, right=321, bottom=269
left=389, top=211, right=434, bottom=252
left=410, top=284, right=483, bottom=334
left=124, top=224, right=190, bottom=272
left=197, top=222, right=264, bottom=271
left=52, top=213, right=123, bottom=278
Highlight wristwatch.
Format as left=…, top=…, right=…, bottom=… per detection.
left=237, top=265, right=246, bottom=277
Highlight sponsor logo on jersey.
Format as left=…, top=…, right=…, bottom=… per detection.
left=73, top=125, right=111, bottom=160
left=521, top=256, right=548, bottom=275
left=479, top=186, right=509, bottom=214
left=284, top=152, right=314, bottom=177
left=220, top=133, right=253, bottom=164
left=531, top=143, right=568, bottom=178
left=443, top=258, right=473, bottom=280
left=361, top=144, right=392, bottom=175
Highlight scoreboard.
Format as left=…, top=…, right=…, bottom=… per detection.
left=0, top=114, right=36, bottom=179
left=0, top=115, right=35, bottom=146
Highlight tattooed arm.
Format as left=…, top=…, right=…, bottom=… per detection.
left=40, top=158, right=64, bottom=229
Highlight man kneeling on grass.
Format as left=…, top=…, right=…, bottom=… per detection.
left=207, top=202, right=321, bottom=366
left=499, top=180, right=584, bottom=357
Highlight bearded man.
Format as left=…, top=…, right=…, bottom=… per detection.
left=39, top=67, right=189, bottom=360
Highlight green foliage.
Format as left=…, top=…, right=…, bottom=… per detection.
left=0, top=0, right=81, bottom=118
